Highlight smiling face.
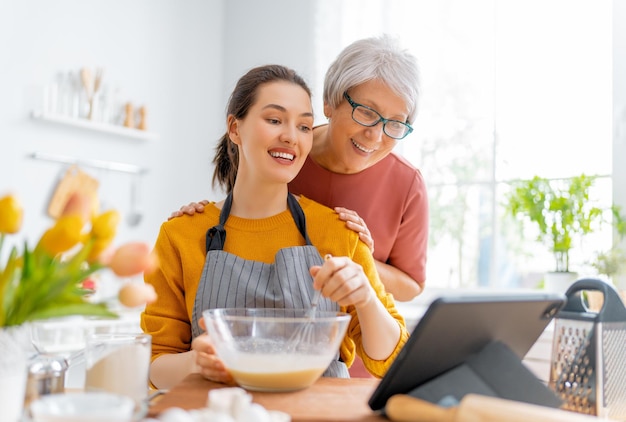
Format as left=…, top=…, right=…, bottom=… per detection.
left=228, top=81, right=314, bottom=188
left=322, top=79, right=410, bottom=174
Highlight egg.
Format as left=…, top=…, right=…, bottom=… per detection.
left=118, top=282, right=157, bottom=308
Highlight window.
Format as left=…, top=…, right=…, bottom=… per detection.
left=314, top=0, right=613, bottom=289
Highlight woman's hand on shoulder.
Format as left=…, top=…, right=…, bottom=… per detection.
left=310, top=255, right=375, bottom=309
left=334, top=207, right=374, bottom=253
left=168, top=200, right=210, bottom=220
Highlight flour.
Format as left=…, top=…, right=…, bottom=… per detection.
left=85, top=342, right=150, bottom=402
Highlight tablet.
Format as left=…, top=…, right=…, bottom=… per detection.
left=368, top=292, right=566, bottom=411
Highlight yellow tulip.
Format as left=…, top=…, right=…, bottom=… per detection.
left=90, top=210, right=120, bottom=240
left=0, top=194, right=24, bottom=234
left=86, top=238, right=116, bottom=263
left=38, top=215, right=84, bottom=256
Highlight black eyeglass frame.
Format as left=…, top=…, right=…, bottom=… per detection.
left=343, top=92, right=413, bottom=140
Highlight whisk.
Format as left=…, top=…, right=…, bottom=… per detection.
left=305, top=289, right=322, bottom=319
left=287, top=254, right=331, bottom=349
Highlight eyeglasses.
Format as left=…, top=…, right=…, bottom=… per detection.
left=343, top=92, right=413, bottom=140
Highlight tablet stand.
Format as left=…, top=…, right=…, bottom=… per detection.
left=405, top=340, right=562, bottom=409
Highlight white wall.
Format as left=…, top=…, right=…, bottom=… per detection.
left=222, top=0, right=316, bottom=101
left=0, top=0, right=222, bottom=248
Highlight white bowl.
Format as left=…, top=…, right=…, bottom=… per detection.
left=203, top=308, right=351, bottom=392
left=29, top=392, right=136, bottom=422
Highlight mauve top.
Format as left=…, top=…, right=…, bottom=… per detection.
left=289, top=152, right=428, bottom=287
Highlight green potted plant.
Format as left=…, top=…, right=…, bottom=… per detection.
left=503, top=174, right=621, bottom=292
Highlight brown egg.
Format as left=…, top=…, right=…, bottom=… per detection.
left=118, top=283, right=157, bottom=308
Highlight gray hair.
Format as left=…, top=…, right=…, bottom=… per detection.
left=323, top=35, right=420, bottom=124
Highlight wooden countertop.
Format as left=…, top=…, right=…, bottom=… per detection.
left=148, top=374, right=386, bottom=421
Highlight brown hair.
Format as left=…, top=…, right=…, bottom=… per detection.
left=212, top=65, right=312, bottom=193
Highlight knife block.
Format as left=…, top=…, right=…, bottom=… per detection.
left=405, top=340, right=563, bottom=409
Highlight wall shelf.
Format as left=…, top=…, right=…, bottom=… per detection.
left=31, top=111, right=158, bottom=141
left=30, top=151, right=147, bottom=174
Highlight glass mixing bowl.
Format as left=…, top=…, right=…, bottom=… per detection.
left=202, top=308, right=351, bottom=392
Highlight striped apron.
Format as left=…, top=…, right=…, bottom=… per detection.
left=191, top=193, right=349, bottom=378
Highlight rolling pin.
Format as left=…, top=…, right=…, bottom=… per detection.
left=385, top=394, right=615, bottom=422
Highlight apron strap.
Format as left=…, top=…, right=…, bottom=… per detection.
left=287, top=193, right=313, bottom=246
left=206, top=193, right=312, bottom=252
left=205, top=194, right=233, bottom=252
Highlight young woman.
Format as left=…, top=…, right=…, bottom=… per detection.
left=141, top=65, right=408, bottom=389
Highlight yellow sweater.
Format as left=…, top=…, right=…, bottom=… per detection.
left=141, top=196, right=408, bottom=378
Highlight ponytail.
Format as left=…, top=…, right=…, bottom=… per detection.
left=211, top=134, right=238, bottom=193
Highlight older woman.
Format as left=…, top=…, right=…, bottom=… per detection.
left=172, top=35, right=428, bottom=304
left=290, top=35, right=426, bottom=302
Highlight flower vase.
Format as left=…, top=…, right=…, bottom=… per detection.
left=0, top=326, right=31, bottom=422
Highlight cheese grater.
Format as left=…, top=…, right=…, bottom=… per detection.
left=549, top=278, right=626, bottom=419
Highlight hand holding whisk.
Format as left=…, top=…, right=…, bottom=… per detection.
left=304, top=254, right=331, bottom=317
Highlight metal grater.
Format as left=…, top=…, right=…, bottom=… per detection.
left=549, top=278, right=626, bottom=419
